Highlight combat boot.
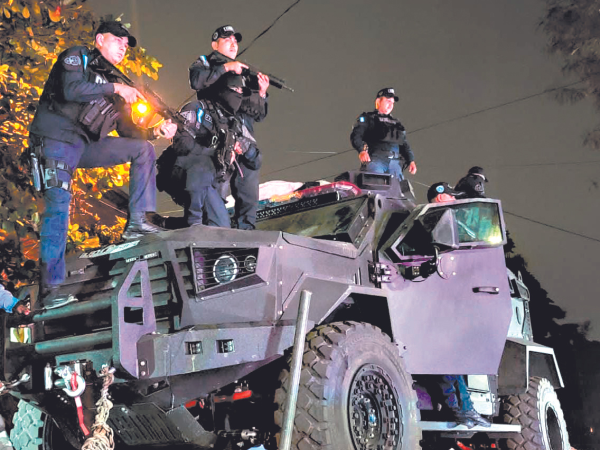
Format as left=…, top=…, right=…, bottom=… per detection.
left=122, top=212, right=165, bottom=240
left=452, top=408, right=491, bottom=429
left=37, top=285, right=77, bottom=311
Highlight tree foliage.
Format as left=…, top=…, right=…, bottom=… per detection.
left=0, top=0, right=163, bottom=285
left=542, top=0, right=600, bottom=148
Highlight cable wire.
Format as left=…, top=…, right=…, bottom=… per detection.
left=238, top=0, right=302, bottom=57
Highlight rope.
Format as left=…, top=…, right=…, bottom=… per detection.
left=81, top=367, right=115, bottom=450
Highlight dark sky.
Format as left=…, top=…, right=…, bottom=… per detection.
left=92, top=0, right=600, bottom=339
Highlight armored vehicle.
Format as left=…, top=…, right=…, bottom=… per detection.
left=2, top=171, right=569, bottom=450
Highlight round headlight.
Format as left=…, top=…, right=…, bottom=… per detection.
left=244, top=255, right=257, bottom=273
left=213, top=255, right=238, bottom=284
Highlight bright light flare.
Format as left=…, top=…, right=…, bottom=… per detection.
left=134, top=102, right=149, bottom=115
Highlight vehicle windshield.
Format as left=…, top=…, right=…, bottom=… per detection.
left=255, top=182, right=366, bottom=239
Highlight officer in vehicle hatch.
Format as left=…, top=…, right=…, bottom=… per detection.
left=189, top=25, right=269, bottom=230
left=29, top=20, right=177, bottom=308
left=158, top=75, right=254, bottom=228
left=351, top=88, right=417, bottom=181
left=455, top=166, right=488, bottom=199
left=427, top=182, right=491, bottom=429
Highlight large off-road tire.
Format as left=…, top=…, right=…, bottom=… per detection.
left=274, top=321, right=421, bottom=450
left=10, top=401, right=74, bottom=450
left=500, top=377, right=570, bottom=450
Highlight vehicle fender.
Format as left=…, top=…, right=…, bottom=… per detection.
left=498, top=337, right=564, bottom=395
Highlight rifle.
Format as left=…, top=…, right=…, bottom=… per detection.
left=219, top=54, right=294, bottom=92
left=90, top=55, right=197, bottom=138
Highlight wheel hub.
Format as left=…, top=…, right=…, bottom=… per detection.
left=349, top=364, right=401, bottom=450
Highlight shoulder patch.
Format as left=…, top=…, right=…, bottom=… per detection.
left=64, top=55, right=81, bottom=66
left=180, top=110, right=195, bottom=124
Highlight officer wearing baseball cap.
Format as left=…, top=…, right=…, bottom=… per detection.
left=351, top=87, right=417, bottom=181
left=28, top=19, right=177, bottom=308
left=455, top=166, right=488, bottom=199
left=427, top=182, right=466, bottom=203
left=188, top=25, right=271, bottom=230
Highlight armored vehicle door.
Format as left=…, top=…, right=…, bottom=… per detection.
left=381, top=199, right=512, bottom=375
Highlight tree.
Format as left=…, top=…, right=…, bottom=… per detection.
left=541, top=0, right=600, bottom=148
left=0, top=0, right=163, bottom=285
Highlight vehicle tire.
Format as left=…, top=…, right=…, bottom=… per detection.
left=10, top=401, right=75, bottom=450
left=500, top=377, right=570, bottom=450
left=274, top=321, right=421, bottom=450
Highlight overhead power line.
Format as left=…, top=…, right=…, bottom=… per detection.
left=238, top=0, right=302, bottom=57
left=504, top=211, right=600, bottom=244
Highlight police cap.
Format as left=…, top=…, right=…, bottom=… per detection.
left=376, top=88, right=399, bottom=102
left=468, top=166, right=488, bottom=182
left=427, top=182, right=466, bottom=202
left=212, top=25, right=243, bottom=43
left=95, top=20, right=137, bottom=48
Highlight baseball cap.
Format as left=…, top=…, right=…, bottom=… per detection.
left=376, top=88, right=399, bottom=102
left=427, top=182, right=466, bottom=202
left=468, top=166, right=488, bottom=182
left=95, top=20, right=137, bottom=48
left=212, top=25, right=243, bottom=43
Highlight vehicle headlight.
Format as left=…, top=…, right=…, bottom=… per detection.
left=213, top=254, right=239, bottom=284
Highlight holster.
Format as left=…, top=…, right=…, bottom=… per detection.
left=29, top=136, right=44, bottom=192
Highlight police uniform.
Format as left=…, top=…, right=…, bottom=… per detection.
left=350, top=91, right=415, bottom=181
left=455, top=166, right=488, bottom=199
left=189, top=34, right=267, bottom=230
left=29, top=33, right=160, bottom=291
left=166, top=99, right=234, bottom=228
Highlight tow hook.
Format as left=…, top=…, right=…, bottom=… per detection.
left=54, top=366, right=85, bottom=397
left=54, top=365, right=89, bottom=435
left=0, top=373, right=31, bottom=394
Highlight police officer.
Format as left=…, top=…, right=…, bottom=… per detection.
left=427, top=183, right=491, bottom=429
left=163, top=75, right=253, bottom=228
left=351, top=88, right=417, bottom=180
left=455, top=166, right=488, bottom=198
left=29, top=20, right=177, bottom=307
left=189, top=25, right=269, bottom=230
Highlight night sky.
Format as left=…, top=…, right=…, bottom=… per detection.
left=91, top=0, right=600, bottom=339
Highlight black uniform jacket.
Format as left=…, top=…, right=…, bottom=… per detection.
left=30, top=46, right=154, bottom=144
left=350, top=110, right=415, bottom=164
left=189, top=51, right=268, bottom=135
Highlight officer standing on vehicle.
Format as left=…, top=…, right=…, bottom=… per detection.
left=29, top=20, right=177, bottom=308
left=455, top=166, right=488, bottom=198
left=159, top=75, right=252, bottom=228
left=351, top=88, right=417, bottom=180
left=189, top=25, right=269, bottom=230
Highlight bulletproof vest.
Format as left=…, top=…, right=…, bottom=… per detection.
left=372, top=115, right=406, bottom=144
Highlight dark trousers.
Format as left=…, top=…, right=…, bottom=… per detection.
left=40, top=135, right=156, bottom=288
left=182, top=153, right=230, bottom=228
left=440, top=375, right=474, bottom=411
left=230, top=163, right=260, bottom=230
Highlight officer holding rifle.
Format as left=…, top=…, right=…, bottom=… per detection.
left=189, top=25, right=269, bottom=230
left=29, top=20, right=177, bottom=308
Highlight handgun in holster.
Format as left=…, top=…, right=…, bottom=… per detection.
left=29, top=136, right=44, bottom=192
left=28, top=136, right=72, bottom=192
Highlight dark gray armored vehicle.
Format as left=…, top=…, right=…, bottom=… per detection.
left=2, top=172, right=569, bottom=450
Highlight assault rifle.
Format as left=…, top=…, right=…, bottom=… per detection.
left=219, top=54, right=294, bottom=92
left=90, top=54, right=197, bottom=138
